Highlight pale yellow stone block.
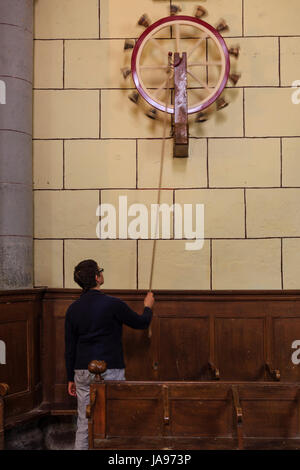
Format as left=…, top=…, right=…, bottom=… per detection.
left=212, top=239, right=281, bottom=289
left=245, top=88, right=300, bottom=137
left=34, top=239, right=64, bottom=288
left=33, top=140, right=63, bottom=189
left=246, top=189, right=300, bottom=237
left=175, top=189, right=245, bottom=238
left=33, top=90, right=99, bottom=139
left=34, top=190, right=99, bottom=238
left=100, top=0, right=170, bottom=38
left=181, top=0, right=242, bottom=37
left=34, top=40, right=63, bottom=88
left=245, top=0, right=300, bottom=36
left=34, top=0, right=99, bottom=39
left=65, top=40, right=135, bottom=89
left=65, top=140, right=136, bottom=189
left=189, top=88, right=243, bottom=138
left=138, top=239, right=210, bottom=290
left=101, top=90, right=171, bottom=138
left=101, top=189, right=174, bottom=239
left=282, top=138, right=300, bottom=187
left=208, top=37, right=278, bottom=87
left=64, top=239, right=137, bottom=289
left=280, top=38, right=300, bottom=87
left=138, top=138, right=207, bottom=188
left=283, top=239, right=300, bottom=289
left=209, top=138, right=281, bottom=187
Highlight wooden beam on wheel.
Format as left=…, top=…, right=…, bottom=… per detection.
left=173, top=52, right=189, bottom=158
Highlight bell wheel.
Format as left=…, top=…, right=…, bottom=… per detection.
left=131, top=15, right=230, bottom=114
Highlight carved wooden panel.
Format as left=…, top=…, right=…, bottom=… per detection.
left=215, top=317, right=265, bottom=380
left=239, top=385, right=300, bottom=438
left=273, top=317, right=300, bottom=381
left=158, top=317, right=209, bottom=380
left=0, top=290, right=43, bottom=420
left=122, top=299, right=155, bottom=381
left=106, top=383, right=163, bottom=437
left=0, top=317, right=28, bottom=395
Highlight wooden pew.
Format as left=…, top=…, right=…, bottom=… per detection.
left=87, top=362, right=300, bottom=450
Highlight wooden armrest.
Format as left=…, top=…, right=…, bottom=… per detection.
left=231, top=385, right=243, bottom=450
left=163, top=385, right=170, bottom=425
left=0, top=383, right=9, bottom=397
left=208, top=361, right=220, bottom=380
left=86, top=388, right=97, bottom=419
left=265, top=363, right=280, bottom=381
left=232, top=385, right=243, bottom=423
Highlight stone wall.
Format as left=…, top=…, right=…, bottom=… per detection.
left=33, top=0, right=300, bottom=290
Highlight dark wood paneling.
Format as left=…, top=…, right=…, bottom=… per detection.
left=123, top=298, right=155, bottom=380
left=242, top=400, right=299, bottom=437
left=159, top=317, right=209, bottom=380
left=2, top=288, right=300, bottom=438
left=107, top=398, right=162, bottom=437
left=273, top=317, right=300, bottom=381
left=215, top=317, right=265, bottom=380
left=40, top=289, right=300, bottom=410
left=0, top=290, right=44, bottom=420
left=0, top=318, right=28, bottom=394
left=170, top=399, right=231, bottom=437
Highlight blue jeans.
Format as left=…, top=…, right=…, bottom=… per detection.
left=74, top=368, right=126, bottom=450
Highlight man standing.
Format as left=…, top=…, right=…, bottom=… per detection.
left=65, top=259, right=154, bottom=450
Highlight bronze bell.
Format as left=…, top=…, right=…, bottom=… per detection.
left=195, top=6, right=207, bottom=19
left=138, top=13, right=151, bottom=28
left=229, top=46, right=240, bottom=58
left=146, top=107, right=157, bottom=120
left=121, top=67, right=131, bottom=79
left=195, top=111, right=208, bottom=123
left=129, top=91, right=139, bottom=104
left=229, top=73, right=241, bottom=85
left=216, top=97, right=229, bottom=111
left=124, top=39, right=135, bottom=50
left=216, top=19, right=229, bottom=32
left=171, top=5, right=181, bottom=15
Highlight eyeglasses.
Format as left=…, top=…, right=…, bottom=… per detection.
left=97, top=268, right=104, bottom=274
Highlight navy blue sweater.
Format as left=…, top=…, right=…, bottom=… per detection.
left=64, top=289, right=152, bottom=381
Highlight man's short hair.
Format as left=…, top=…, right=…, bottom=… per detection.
left=74, top=259, right=100, bottom=291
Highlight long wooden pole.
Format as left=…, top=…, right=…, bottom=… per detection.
left=148, top=55, right=172, bottom=338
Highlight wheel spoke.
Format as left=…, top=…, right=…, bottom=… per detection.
left=140, top=65, right=169, bottom=70
left=189, top=61, right=222, bottom=67
left=187, top=35, right=208, bottom=59
left=175, top=23, right=180, bottom=53
left=150, top=38, right=168, bottom=57
left=187, top=70, right=212, bottom=92
left=152, top=76, right=171, bottom=97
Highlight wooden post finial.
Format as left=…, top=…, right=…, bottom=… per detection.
left=88, top=360, right=107, bottom=382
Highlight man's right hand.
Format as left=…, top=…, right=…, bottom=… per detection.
left=68, top=381, right=77, bottom=397
left=144, top=291, right=155, bottom=309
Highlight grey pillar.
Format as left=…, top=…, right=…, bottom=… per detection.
left=0, top=0, right=33, bottom=289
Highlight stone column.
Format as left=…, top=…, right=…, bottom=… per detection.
left=0, top=0, right=33, bottom=288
